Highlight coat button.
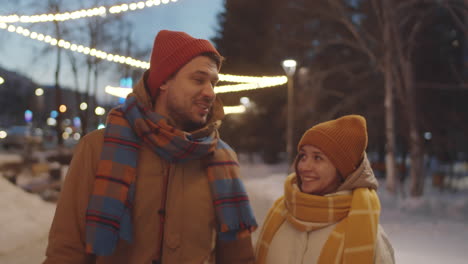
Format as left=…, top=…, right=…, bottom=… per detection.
left=165, top=233, right=181, bottom=249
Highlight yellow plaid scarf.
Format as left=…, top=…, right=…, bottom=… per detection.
left=255, top=174, right=381, bottom=264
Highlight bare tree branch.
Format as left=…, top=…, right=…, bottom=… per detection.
left=406, top=14, right=427, bottom=58
left=371, top=0, right=384, bottom=29
left=395, top=0, right=442, bottom=13
left=328, top=0, right=378, bottom=63
left=314, top=38, right=377, bottom=63
left=442, top=0, right=468, bottom=36
left=416, top=82, right=468, bottom=90
left=321, top=86, right=374, bottom=121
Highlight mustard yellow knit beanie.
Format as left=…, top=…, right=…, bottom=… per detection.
left=297, top=115, right=368, bottom=178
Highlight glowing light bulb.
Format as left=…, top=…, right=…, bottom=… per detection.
left=80, top=102, right=88, bottom=110
left=59, top=104, right=67, bottom=113
left=35, top=88, right=44, bottom=96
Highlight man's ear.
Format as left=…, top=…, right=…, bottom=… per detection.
left=159, top=79, right=171, bottom=91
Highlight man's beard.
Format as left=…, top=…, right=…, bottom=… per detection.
left=183, top=121, right=205, bottom=132
left=167, top=103, right=207, bottom=132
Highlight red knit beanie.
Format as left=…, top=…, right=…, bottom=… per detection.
left=146, top=30, right=221, bottom=98
left=297, top=115, right=368, bottom=178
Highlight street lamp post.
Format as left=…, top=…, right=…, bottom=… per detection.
left=35, top=88, right=44, bottom=128
left=282, top=59, right=297, bottom=168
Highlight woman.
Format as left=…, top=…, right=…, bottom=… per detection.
left=255, top=115, right=394, bottom=264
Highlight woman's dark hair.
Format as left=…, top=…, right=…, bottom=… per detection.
left=293, top=154, right=303, bottom=191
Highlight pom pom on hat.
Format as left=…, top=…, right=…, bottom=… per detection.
left=146, top=30, right=220, bottom=98
left=297, top=115, right=368, bottom=178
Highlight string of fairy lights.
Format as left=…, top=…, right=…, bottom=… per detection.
left=0, top=22, right=287, bottom=92
left=105, top=85, right=247, bottom=114
left=0, top=0, right=178, bottom=24
left=1, top=76, right=246, bottom=116
left=104, top=75, right=287, bottom=98
left=0, top=0, right=288, bottom=102
left=1, top=22, right=150, bottom=69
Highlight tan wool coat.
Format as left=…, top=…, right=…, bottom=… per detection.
left=43, top=76, right=255, bottom=264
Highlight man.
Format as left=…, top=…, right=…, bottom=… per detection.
left=43, top=30, right=257, bottom=264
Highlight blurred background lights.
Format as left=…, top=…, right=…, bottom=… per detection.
left=50, top=110, right=58, bottom=118
left=106, top=74, right=288, bottom=99
left=0, top=130, right=7, bottom=139
left=240, top=97, right=251, bottom=106
left=47, top=117, right=57, bottom=126
left=424, top=132, right=432, bottom=140
left=80, top=102, right=88, bottom=110
left=73, top=133, right=81, bottom=141
left=240, top=97, right=250, bottom=105
left=62, top=119, right=71, bottom=126
left=0, top=77, right=4, bottom=85
left=24, top=109, right=33, bottom=123
left=95, top=106, right=106, bottom=116
left=0, top=23, right=287, bottom=84
left=105, top=85, right=132, bottom=98
left=59, top=104, right=67, bottom=113
left=214, top=77, right=287, bottom=93
left=35, top=88, right=44, bottom=96
left=1, top=23, right=149, bottom=69
left=0, top=0, right=179, bottom=24
left=282, top=59, right=297, bottom=75
left=223, top=105, right=246, bottom=115
left=120, top=77, right=133, bottom=88
left=73, top=117, right=81, bottom=128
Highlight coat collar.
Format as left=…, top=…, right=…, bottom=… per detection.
left=337, top=153, right=379, bottom=192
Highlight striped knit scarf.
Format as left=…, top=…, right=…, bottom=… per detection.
left=85, top=95, right=257, bottom=256
left=255, top=174, right=380, bottom=264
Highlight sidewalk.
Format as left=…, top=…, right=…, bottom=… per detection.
left=0, top=177, right=55, bottom=264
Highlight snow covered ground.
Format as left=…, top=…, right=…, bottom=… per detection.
left=0, top=176, right=55, bottom=264
left=0, top=152, right=467, bottom=263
